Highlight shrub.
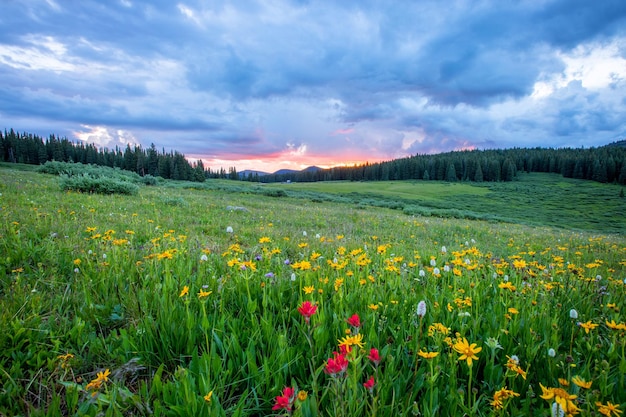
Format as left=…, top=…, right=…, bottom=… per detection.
left=59, top=174, right=139, bottom=195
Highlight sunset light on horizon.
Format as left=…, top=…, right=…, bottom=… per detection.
left=1, top=1, right=625, bottom=173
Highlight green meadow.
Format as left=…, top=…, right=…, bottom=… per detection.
left=1, top=166, right=625, bottom=416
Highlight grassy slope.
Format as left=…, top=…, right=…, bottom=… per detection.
left=262, top=173, right=626, bottom=234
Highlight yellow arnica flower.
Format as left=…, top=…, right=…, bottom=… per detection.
left=368, top=304, right=379, bottom=311
left=539, top=384, right=578, bottom=415
left=491, top=386, right=520, bottom=410
left=179, top=286, right=189, bottom=297
left=417, top=350, right=439, bottom=359
left=198, top=289, right=212, bottom=298
left=303, top=286, right=315, bottom=294
left=204, top=391, right=213, bottom=403
left=338, top=333, right=365, bottom=350
left=453, top=337, right=482, bottom=367
left=605, top=320, right=626, bottom=331
left=297, top=390, right=308, bottom=401
left=578, top=320, right=599, bottom=334
left=596, top=401, right=622, bottom=417
left=85, top=369, right=111, bottom=392
left=571, top=376, right=592, bottom=389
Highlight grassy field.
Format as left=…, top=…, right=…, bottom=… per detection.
left=261, top=173, right=626, bottom=234
left=1, top=166, right=625, bottom=416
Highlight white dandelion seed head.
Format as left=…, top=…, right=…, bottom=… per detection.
left=551, top=401, right=565, bottom=417
left=291, top=273, right=296, bottom=281
left=595, top=275, right=602, bottom=281
left=441, top=246, right=447, bottom=253
left=493, top=272, right=498, bottom=279
left=569, top=309, right=578, bottom=319
left=430, top=259, right=437, bottom=267
left=419, top=269, right=426, bottom=277
left=200, top=254, right=208, bottom=262
left=88, top=250, right=93, bottom=255
left=433, top=267, right=440, bottom=275
left=226, top=226, right=234, bottom=233
left=102, top=253, right=107, bottom=259
left=509, top=355, right=519, bottom=364
left=302, top=231, right=307, bottom=236
left=548, top=348, right=556, bottom=357
left=74, top=268, right=80, bottom=273
left=504, top=275, right=509, bottom=282
left=315, top=233, right=321, bottom=239
left=443, top=265, right=450, bottom=272
left=464, top=258, right=471, bottom=265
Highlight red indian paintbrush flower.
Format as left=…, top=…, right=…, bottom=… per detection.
left=368, top=348, right=380, bottom=365
left=324, top=351, right=349, bottom=376
left=272, top=387, right=295, bottom=411
left=347, top=313, right=361, bottom=329
left=363, top=376, right=375, bottom=392
left=297, top=301, right=318, bottom=323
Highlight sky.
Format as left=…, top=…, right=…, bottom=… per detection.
left=1, top=0, right=626, bottom=173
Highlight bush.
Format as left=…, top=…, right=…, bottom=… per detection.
left=60, top=174, right=139, bottom=195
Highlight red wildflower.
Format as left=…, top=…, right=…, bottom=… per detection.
left=363, top=376, right=375, bottom=392
left=297, top=301, right=318, bottom=323
left=347, top=313, right=361, bottom=329
left=272, top=387, right=295, bottom=411
left=368, top=348, right=380, bottom=365
left=324, top=351, right=349, bottom=376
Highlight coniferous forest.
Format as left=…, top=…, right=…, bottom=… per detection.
left=2, top=128, right=626, bottom=185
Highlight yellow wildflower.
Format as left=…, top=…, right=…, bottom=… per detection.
left=571, top=376, right=592, bottom=389
left=453, top=338, right=482, bottom=367
left=179, top=286, right=189, bottom=297
left=578, top=320, right=599, bottom=334
left=596, top=401, right=622, bottom=417
left=204, top=391, right=213, bottom=403
left=303, top=286, right=315, bottom=294
left=338, top=333, right=364, bottom=350
left=417, top=350, right=439, bottom=359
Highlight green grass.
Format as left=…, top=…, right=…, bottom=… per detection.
left=1, top=166, right=625, bottom=417
left=261, top=173, right=626, bottom=234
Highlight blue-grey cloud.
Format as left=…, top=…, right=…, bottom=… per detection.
left=1, top=0, right=625, bottom=171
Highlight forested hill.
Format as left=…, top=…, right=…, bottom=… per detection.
left=260, top=141, right=626, bottom=185
left=2, top=128, right=625, bottom=185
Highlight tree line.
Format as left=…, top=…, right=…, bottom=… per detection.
left=0, top=129, right=236, bottom=182
left=257, top=141, right=626, bottom=185
left=3, top=128, right=625, bottom=185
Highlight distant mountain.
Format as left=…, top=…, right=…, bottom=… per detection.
left=238, top=169, right=269, bottom=178
left=238, top=166, right=323, bottom=178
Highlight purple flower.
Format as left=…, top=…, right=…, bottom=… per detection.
left=265, top=272, right=275, bottom=278
left=284, top=259, right=290, bottom=265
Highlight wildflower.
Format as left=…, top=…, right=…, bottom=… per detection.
left=548, top=348, right=556, bottom=357
left=578, top=320, right=599, bottom=334
left=417, top=350, right=439, bottom=359
left=491, top=386, right=520, bottom=410
left=85, top=369, right=111, bottom=392
left=204, top=391, right=213, bottom=403
left=368, top=304, right=379, bottom=311
left=569, top=309, right=578, bottom=319
left=508, top=307, right=519, bottom=315
left=198, top=289, right=212, bottom=298
left=571, top=376, right=592, bottom=389
left=272, top=387, right=295, bottom=411
left=596, top=401, right=622, bottom=417
left=259, top=236, right=271, bottom=243
left=179, top=286, right=189, bottom=297
left=73, top=258, right=81, bottom=266
left=539, top=384, right=578, bottom=416
left=297, top=390, right=308, bottom=401
left=498, top=281, right=516, bottom=291
left=200, top=254, right=208, bottom=262
left=303, top=286, right=315, bottom=294
left=363, top=376, right=375, bottom=393
left=347, top=314, right=361, bottom=329
left=368, top=348, right=380, bottom=365
left=605, top=320, right=626, bottom=330
left=297, top=301, right=318, bottom=324
left=226, top=226, right=233, bottom=233
left=485, top=337, right=502, bottom=351
left=324, top=352, right=349, bottom=376
left=417, top=300, right=427, bottom=317
left=338, top=333, right=364, bottom=351
left=453, top=338, right=482, bottom=367
left=505, top=355, right=527, bottom=380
